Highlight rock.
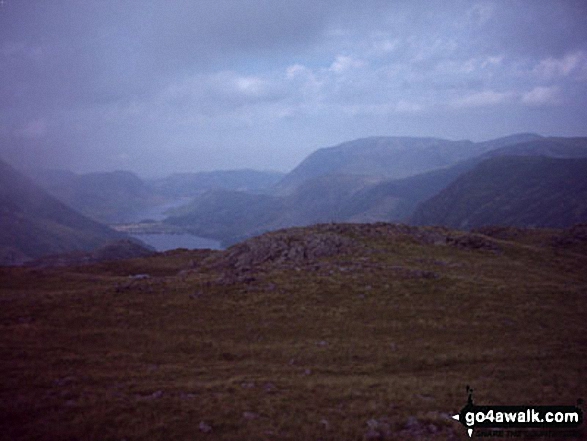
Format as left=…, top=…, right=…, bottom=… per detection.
left=243, top=411, right=259, bottom=420
left=365, top=418, right=392, bottom=439
left=204, top=227, right=367, bottom=272
left=263, top=382, right=276, bottom=393
left=446, top=233, right=501, bottom=253
left=198, top=421, right=213, bottom=433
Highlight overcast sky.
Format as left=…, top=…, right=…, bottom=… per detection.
left=1, top=0, right=587, bottom=176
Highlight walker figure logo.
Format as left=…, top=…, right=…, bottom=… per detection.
left=451, top=386, right=584, bottom=438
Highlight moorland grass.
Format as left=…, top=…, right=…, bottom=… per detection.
left=1, top=225, right=585, bottom=440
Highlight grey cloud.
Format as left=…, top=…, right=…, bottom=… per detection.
left=1, top=0, right=586, bottom=175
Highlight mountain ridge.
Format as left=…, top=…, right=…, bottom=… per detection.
left=411, top=155, right=587, bottom=229
left=0, top=158, right=142, bottom=265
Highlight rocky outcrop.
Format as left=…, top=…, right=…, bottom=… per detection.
left=204, top=226, right=367, bottom=273
left=202, top=222, right=502, bottom=279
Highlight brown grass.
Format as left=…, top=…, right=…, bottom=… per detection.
left=1, top=226, right=585, bottom=440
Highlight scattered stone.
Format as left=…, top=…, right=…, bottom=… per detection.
left=129, top=274, right=150, bottom=280
left=398, top=416, right=452, bottom=439
left=365, top=417, right=392, bottom=439
left=446, top=233, right=501, bottom=253
left=303, top=368, right=312, bottom=376
left=242, top=411, right=259, bottom=420
left=199, top=421, right=213, bottom=433
left=240, top=381, right=256, bottom=389
left=146, top=390, right=163, bottom=400
left=263, top=382, right=276, bottom=393
left=53, top=376, right=75, bottom=387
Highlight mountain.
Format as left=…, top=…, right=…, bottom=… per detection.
left=28, top=169, right=161, bottom=224
left=274, top=134, right=541, bottom=194
left=165, top=189, right=285, bottom=244
left=164, top=174, right=376, bottom=245
left=411, top=155, right=587, bottom=229
left=340, top=136, right=587, bottom=224
left=274, top=174, right=378, bottom=227
left=0, top=158, right=134, bottom=265
left=150, top=169, right=285, bottom=197
left=164, top=134, right=543, bottom=243
left=165, top=135, right=587, bottom=245
left=482, top=136, right=587, bottom=159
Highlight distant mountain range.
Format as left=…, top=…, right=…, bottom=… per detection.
left=28, top=169, right=161, bottom=224
left=150, top=169, right=285, bottom=197
left=26, top=168, right=285, bottom=224
left=0, top=159, right=139, bottom=265
left=340, top=136, right=587, bottom=224
left=8, top=133, right=587, bottom=256
left=273, top=133, right=541, bottom=194
left=165, top=134, right=587, bottom=245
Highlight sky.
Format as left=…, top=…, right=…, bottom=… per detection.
left=1, top=0, right=587, bottom=177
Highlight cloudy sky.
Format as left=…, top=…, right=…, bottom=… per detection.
left=1, top=0, right=587, bottom=176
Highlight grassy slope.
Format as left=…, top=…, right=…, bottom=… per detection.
left=411, top=156, right=587, bottom=229
left=29, top=170, right=162, bottom=224
left=0, top=160, right=126, bottom=263
left=0, top=224, right=585, bottom=440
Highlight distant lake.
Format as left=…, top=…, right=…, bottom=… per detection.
left=126, top=199, right=224, bottom=251
left=132, top=198, right=193, bottom=222
left=131, top=233, right=223, bottom=252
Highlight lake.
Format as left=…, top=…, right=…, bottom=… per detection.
left=131, top=233, right=223, bottom=252
left=126, top=199, right=224, bottom=251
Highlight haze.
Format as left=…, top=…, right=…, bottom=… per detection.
left=1, top=0, right=586, bottom=177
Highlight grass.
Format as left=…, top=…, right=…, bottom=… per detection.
left=1, top=225, right=586, bottom=440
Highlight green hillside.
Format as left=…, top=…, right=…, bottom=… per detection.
left=342, top=136, right=587, bottom=224
left=411, top=156, right=587, bottom=229
left=0, top=158, right=130, bottom=265
left=164, top=134, right=562, bottom=243
left=1, top=222, right=585, bottom=439
left=29, top=169, right=162, bottom=224
left=274, top=134, right=540, bottom=194
left=150, top=169, right=285, bottom=197
left=165, top=189, right=285, bottom=244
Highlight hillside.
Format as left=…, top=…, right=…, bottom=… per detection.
left=342, top=136, right=587, bottom=224
left=164, top=174, right=376, bottom=246
left=166, top=135, right=587, bottom=244
left=28, top=169, right=162, bottom=224
left=150, top=169, right=285, bottom=197
left=411, top=155, right=587, bottom=229
left=165, top=189, right=285, bottom=244
left=0, top=158, right=133, bottom=265
left=1, top=222, right=585, bottom=439
left=274, top=134, right=541, bottom=194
